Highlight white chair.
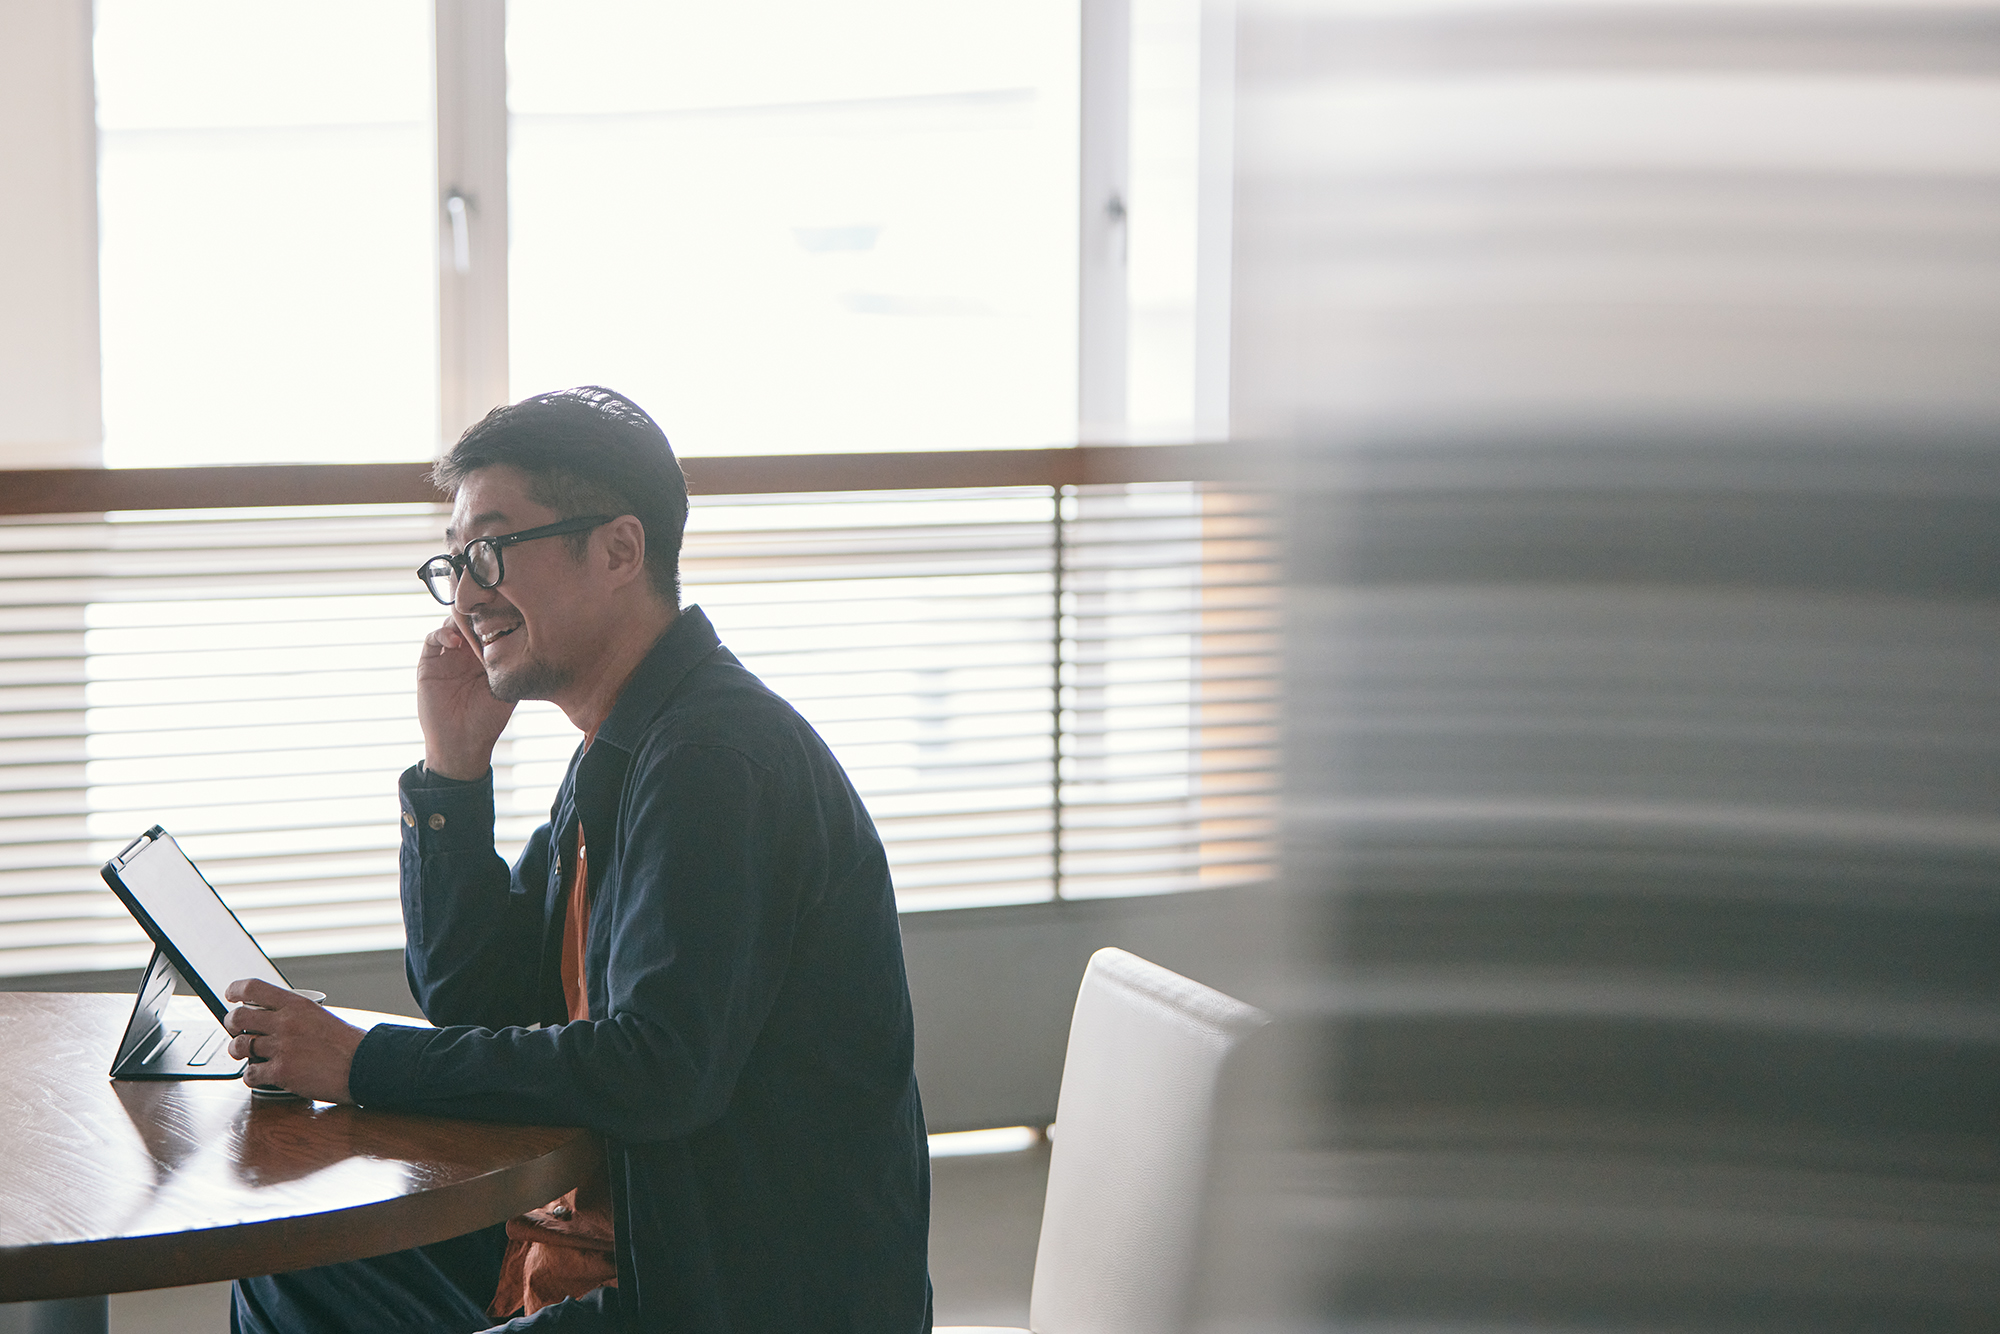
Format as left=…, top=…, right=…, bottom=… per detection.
left=940, top=946, right=1271, bottom=1334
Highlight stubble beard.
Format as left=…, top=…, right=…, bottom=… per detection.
left=484, top=653, right=571, bottom=705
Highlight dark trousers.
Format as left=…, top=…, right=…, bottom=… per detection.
left=230, top=1223, right=513, bottom=1334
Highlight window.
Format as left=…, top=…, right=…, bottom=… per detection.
left=0, top=1, right=1253, bottom=979
left=94, top=0, right=437, bottom=466
left=507, top=0, right=1081, bottom=455
left=91, top=0, right=1226, bottom=464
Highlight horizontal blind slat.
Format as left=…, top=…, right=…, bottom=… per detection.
left=0, top=481, right=1276, bottom=975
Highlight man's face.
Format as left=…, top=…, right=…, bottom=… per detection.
left=445, top=465, right=597, bottom=704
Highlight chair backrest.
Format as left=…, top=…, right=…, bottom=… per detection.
left=1027, top=948, right=1270, bottom=1334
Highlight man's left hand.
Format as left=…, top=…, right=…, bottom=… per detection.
left=224, top=979, right=366, bottom=1103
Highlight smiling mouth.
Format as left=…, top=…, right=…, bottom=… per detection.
left=477, top=626, right=519, bottom=648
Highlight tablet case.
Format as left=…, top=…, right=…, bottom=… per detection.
left=102, top=825, right=284, bottom=1081
left=101, top=825, right=292, bottom=1017
left=109, top=946, right=247, bottom=1080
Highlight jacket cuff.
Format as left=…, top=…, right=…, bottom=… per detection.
left=398, top=761, right=495, bottom=854
left=349, top=1022, right=434, bottom=1107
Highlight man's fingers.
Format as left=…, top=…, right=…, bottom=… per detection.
left=224, top=1002, right=274, bottom=1036
left=226, top=1005, right=364, bottom=1103
left=421, top=618, right=470, bottom=656
left=224, top=976, right=292, bottom=1008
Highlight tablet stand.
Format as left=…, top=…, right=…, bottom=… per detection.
left=109, top=947, right=247, bottom=1080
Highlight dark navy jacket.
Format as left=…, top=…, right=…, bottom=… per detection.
left=350, top=606, right=932, bottom=1332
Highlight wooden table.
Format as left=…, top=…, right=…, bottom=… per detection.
left=0, top=992, right=596, bottom=1308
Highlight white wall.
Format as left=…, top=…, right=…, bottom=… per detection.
left=0, top=0, right=102, bottom=468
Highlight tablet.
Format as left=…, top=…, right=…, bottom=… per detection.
left=101, top=825, right=292, bottom=1022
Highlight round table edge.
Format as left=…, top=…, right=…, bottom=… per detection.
left=0, top=1122, right=599, bottom=1302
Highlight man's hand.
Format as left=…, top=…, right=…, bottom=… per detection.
left=417, top=615, right=515, bottom=780
left=224, top=979, right=366, bottom=1103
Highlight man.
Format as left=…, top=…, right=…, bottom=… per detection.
left=222, top=386, right=933, bottom=1332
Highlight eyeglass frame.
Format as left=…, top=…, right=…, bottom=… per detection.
left=416, top=514, right=618, bottom=606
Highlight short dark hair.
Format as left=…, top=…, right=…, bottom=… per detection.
left=435, top=386, right=688, bottom=605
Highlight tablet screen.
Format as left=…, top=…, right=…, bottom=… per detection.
left=103, top=827, right=290, bottom=1017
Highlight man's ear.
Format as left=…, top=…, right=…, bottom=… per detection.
left=601, top=515, right=648, bottom=588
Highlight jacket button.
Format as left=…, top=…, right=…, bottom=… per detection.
left=402, top=811, right=415, bottom=827
left=428, top=813, right=446, bottom=830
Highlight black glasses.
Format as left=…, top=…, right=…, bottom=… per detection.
left=417, top=515, right=615, bottom=605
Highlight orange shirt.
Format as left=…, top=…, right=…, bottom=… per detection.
left=488, top=820, right=620, bottom=1320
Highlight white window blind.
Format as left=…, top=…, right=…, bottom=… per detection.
left=0, top=480, right=1275, bottom=978
left=0, top=503, right=447, bottom=979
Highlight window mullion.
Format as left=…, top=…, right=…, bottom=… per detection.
left=434, top=0, right=510, bottom=449
left=1079, top=0, right=1132, bottom=444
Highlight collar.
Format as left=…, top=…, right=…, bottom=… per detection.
left=591, top=604, right=723, bottom=755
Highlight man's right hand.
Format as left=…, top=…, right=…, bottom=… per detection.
left=417, top=616, right=516, bottom=780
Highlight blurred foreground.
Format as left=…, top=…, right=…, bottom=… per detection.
left=1203, top=1, right=2000, bottom=1329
